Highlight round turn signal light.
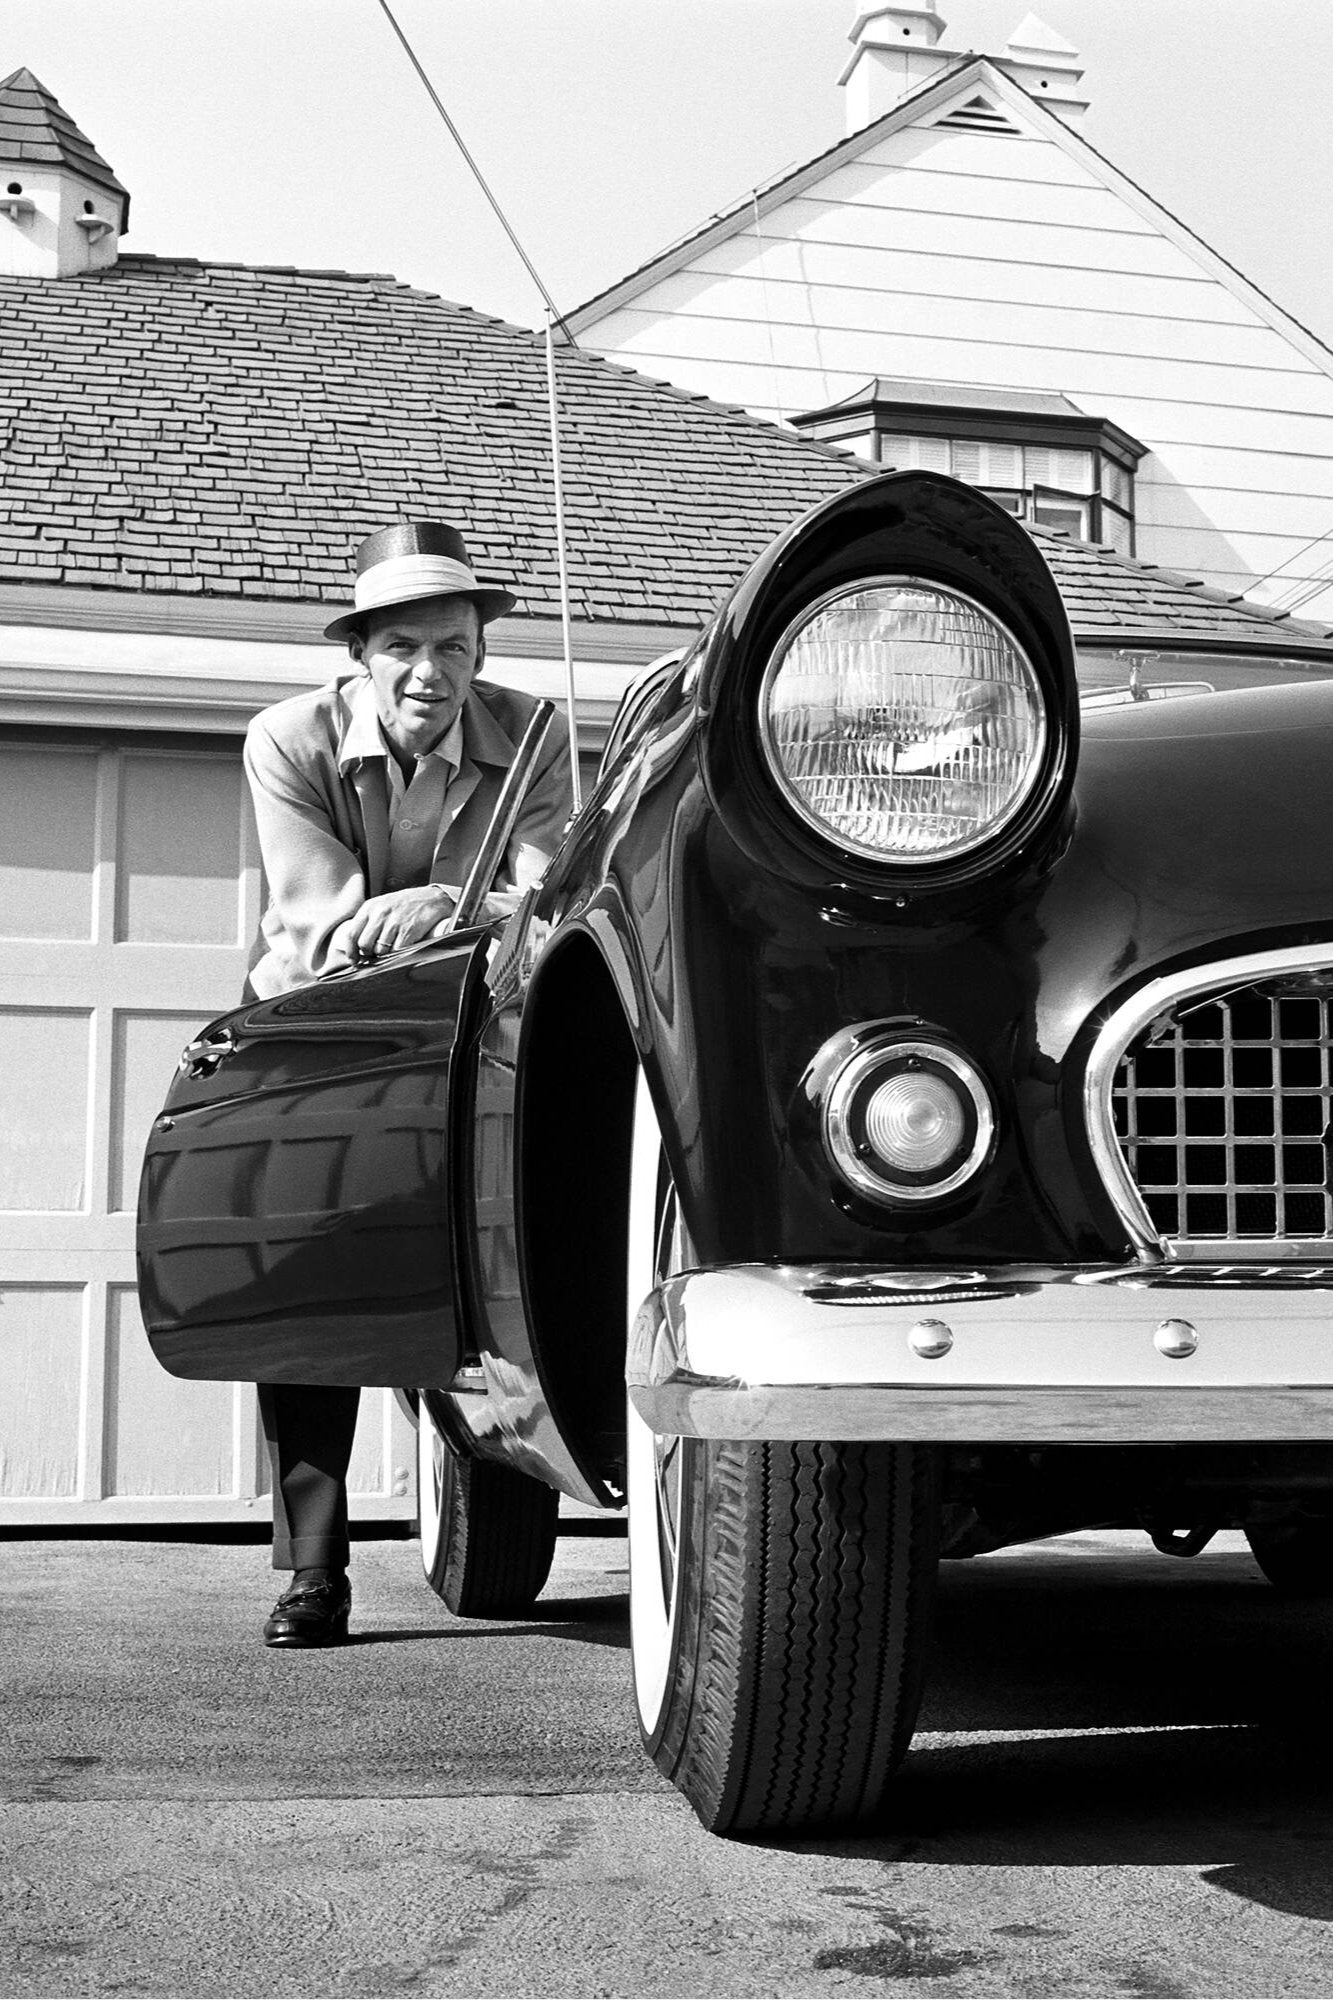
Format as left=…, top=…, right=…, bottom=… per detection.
left=819, top=1032, right=995, bottom=1206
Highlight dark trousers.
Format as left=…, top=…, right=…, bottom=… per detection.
left=258, top=1383, right=360, bottom=1571
left=247, top=969, right=361, bottom=1573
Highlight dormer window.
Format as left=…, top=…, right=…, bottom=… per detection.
left=792, top=380, right=1145, bottom=556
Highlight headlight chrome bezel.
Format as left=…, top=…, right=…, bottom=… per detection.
left=756, top=574, right=1051, bottom=870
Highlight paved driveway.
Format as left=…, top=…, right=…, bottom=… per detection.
left=3, top=1524, right=1333, bottom=1996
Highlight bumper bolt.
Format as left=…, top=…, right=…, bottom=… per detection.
left=1154, top=1317, right=1199, bottom=1360
left=908, top=1318, right=953, bottom=1359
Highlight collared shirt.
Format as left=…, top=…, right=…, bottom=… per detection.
left=244, top=670, right=573, bottom=997
left=337, top=676, right=469, bottom=892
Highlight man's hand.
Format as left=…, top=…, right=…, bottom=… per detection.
left=326, top=885, right=456, bottom=971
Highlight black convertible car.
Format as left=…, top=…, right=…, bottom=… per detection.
left=139, top=471, right=1333, bottom=1835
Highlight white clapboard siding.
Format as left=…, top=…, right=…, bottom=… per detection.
left=598, top=311, right=1333, bottom=423
left=634, top=277, right=1314, bottom=375
left=577, top=80, right=1333, bottom=622
left=1138, top=442, right=1333, bottom=498
left=1136, top=480, right=1333, bottom=541
left=697, top=196, right=1209, bottom=280
left=0, top=733, right=415, bottom=1527
left=690, top=236, right=1252, bottom=325
left=811, top=167, right=1160, bottom=237
left=1104, top=406, right=1333, bottom=461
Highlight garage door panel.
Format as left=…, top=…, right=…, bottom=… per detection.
left=0, top=731, right=413, bottom=1526
left=0, top=745, right=97, bottom=941
left=0, top=1283, right=84, bottom=1497
left=104, top=1283, right=236, bottom=1497
left=348, top=1387, right=414, bottom=1508
left=109, top=1010, right=211, bottom=1213
left=0, top=1008, right=92, bottom=1211
left=116, top=754, right=247, bottom=946
left=0, top=959, right=252, bottom=1022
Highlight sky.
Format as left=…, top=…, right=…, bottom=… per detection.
left=5, top=0, right=1333, bottom=349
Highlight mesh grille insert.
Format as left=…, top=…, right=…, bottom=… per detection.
left=1112, top=982, right=1333, bottom=1242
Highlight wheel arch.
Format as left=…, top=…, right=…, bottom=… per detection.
left=514, top=918, right=646, bottom=1497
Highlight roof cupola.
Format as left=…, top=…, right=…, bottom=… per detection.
left=840, top=7, right=1089, bottom=133
left=839, top=6, right=953, bottom=131
left=0, top=68, right=128, bottom=278
left=998, top=14, right=1088, bottom=125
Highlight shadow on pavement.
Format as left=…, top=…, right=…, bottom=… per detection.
left=758, top=1543, right=1333, bottom=1924
left=530, top=1591, right=629, bottom=1628
left=348, top=1595, right=629, bottom=1650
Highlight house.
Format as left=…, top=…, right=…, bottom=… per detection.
left=567, top=5, right=1333, bottom=623
left=3, top=65, right=1333, bottom=1529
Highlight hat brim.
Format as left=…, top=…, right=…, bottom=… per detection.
left=323, top=582, right=517, bottom=644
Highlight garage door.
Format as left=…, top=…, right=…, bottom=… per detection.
left=0, top=729, right=415, bottom=1527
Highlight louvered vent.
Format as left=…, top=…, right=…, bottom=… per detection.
left=931, top=96, right=1024, bottom=137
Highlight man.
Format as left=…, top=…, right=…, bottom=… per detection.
left=243, top=520, right=573, bottom=1646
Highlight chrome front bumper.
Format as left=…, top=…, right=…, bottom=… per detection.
left=625, top=1263, right=1333, bottom=1442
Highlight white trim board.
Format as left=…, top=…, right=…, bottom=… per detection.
left=0, top=622, right=650, bottom=741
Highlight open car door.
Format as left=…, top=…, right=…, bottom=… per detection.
left=136, top=931, right=490, bottom=1390
left=137, top=696, right=558, bottom=1393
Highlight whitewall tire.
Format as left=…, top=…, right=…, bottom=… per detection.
left=624, top=1067, right=942, bottom=1835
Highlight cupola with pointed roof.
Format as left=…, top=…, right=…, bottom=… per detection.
left=840, top=6, right=1088, bottom=132
left=999, top=14, right=1088, bottom=124
left=0, top=68, right=128, bottom=278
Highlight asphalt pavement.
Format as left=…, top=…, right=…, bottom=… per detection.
left=4, top=1522, right=1333, bottom=1997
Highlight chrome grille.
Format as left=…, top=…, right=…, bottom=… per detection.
left=1112, top=981, right=1333, bottom=1243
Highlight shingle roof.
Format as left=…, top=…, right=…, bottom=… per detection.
left=0, top=68, right=128, bottom=213
left=0, top=255, right=870, bottom=624
left=1027, top=530, right=1333, bottom=655
left=0, top=252, right=1330, bottom=654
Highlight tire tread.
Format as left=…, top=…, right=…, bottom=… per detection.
left=655, top=1437, right=938, bottom=1836
left=426, top=1452, right=559, bottom=1618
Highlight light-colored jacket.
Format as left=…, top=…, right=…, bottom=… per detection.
left=244, top=672, right=573, bottom=997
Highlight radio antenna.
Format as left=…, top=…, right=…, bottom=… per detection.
left=374, top=0, right=583, bottom=808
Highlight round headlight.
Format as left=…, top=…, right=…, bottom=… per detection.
left=758, top=578, right=1048, bottom=862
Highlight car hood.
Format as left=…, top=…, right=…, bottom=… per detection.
left=1080, top=671, right=1333, bottom=750
left=1034, top=675, right=1333, bottom=1042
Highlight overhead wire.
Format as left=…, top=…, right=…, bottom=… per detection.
left=374, top=0, right=572, bottom=339
left=1261, top=538, right=1333, bottom=617
left=751, top=191, right=784, bottom=424
left=373, top=0, right=583, bottom=807
left=1247, top=516, right=1333, bottom=618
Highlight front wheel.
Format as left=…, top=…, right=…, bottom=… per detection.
left=417, top=1392, right=559, bottom=1617
left=1245, top=1518, right=1333, bottom=1597
left=625, top=1070, right=940, bottom=1835
left=629, top=1412, right=939, bottom=1835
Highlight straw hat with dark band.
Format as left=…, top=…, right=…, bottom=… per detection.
left=323, top=521, right=518, bottom=643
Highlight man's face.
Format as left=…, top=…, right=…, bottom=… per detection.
left=355, top=596, right=484, bottom=760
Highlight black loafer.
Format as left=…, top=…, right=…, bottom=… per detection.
left=263, top=1574, right=351, bottom=1648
